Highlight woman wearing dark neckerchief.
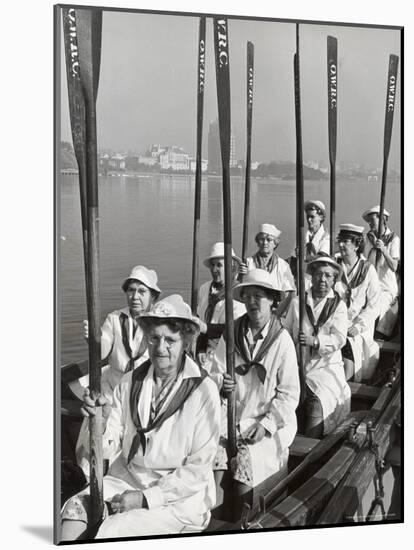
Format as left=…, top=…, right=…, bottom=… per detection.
left=334, top=224, right=381, bottom=382
left=76, top=265, right=162, bottom=477
left=197, top=242, right=246, bottom=368
left=362, top=205, right=400, bottom=339
left=284, top=254, right=350, bottom=438
left=210, top=269, right=299, bottom=512
left=239, top=223, right=296, bottom=317
left=61, top=295, right=220, bottom=541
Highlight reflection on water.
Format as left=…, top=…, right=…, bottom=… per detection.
left=59, top=173, right=401, bottom=364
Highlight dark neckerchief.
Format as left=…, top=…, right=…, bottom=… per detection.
left=120, top=312, right=147, bottom=373
left=204, top=282, right=226, bottom=324
left=337, top=257, right=371, bottom=307
left=228, top=313, right=283, bottom=383
left=127, top=355, right=207, bottom=463
left=305, top=290, right=341, bottom=336
left=252, top=251, right=279, bottom=273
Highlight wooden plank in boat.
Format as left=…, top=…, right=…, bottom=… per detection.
left=258, top=442, right=360, bottom=528
left=317, top=387, right=401, bottom=524
left=289, top=435, right=320, bottom=458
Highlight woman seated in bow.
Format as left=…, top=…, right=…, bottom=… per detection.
left=210, top=269, right=299, bottom=512
left=238, top=223, right=296, bottom=317
left=76, top=266, right=161, bottom=475
left=61, top=295, right=221, bottom=541
left=335, top=224, right=381, bottom=382
left=197, top=242, right=246, bottom=368
left=284, top=254, right=350, bottom=438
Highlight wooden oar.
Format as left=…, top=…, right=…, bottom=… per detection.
left=241, top=41, right=254, bottom=266
left=71, top=7, right=104, bottom=527
left=190, top=17, right=206, bottom=314
left=377, top=54, right=399, bottom=267
left=62, top=9, right=89, bottom=285
left=213, top=17, right=237, bottom=460
left=327, top=36, right=338, bottom=255
left=294, top=24, right=306, bottom=403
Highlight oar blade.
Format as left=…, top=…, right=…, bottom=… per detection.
left=383, top=54, right=399, bottom=160
left=327, top=36, right=338, bottom=164
left=214, top=17, right=231, bottom=168
left=75, top=8, right=103, bottom=105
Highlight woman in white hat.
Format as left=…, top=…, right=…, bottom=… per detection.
left=239, top=223, right=296, bottom=317
left=210, top=269, right=299, bottom=511
left=362, top=205, right=400, bottom=338
left=334, top=224, right=381, bottom=382
left=61, top=295, right=221, bottom=541
left=76, top=266, right=161, bottom=475
left=197, top=242, right=246, bottom=367
left=284, top=254, right=350, bottom=437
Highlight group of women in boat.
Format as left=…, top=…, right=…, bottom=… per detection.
left=61, top=200, right=400, bottom=541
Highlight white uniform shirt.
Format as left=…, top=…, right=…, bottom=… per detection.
left=291, top=224, right=331, bottom=258
left=94, top=355, right=221, bottom=529
left=365, top=228, right=400, bottom=301
left=211, top=321, right=300, bottom=485
left=197, top=281, right=246, bottom=324
left=283, top=290, right=351, bottom=434
left=246, top=255, right=296, bottom=292
left=334, top=260, right=381, bottom=381
left=100, top=307, right=149, bottom=398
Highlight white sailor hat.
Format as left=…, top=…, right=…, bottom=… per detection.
left=203, top=242, right=242, bottom=268
left=304, top=200, right=326, bottom=214
left=362, top=205, right=391, bottom=222
left=337, top=223, right=364, bottom=236
left=256, top=223, right=282, bottom=240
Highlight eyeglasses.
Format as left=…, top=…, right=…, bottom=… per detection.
left=257, top=236, right=275, bottom=243
left=146, top=335, right=182, bottom=349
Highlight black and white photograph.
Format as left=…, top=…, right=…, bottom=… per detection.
left=53, top=1, right=404, bottom=544
left=5, top=0, right=411, bottom=548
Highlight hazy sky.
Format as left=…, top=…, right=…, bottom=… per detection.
left=60, top=11, right=401, bottom=169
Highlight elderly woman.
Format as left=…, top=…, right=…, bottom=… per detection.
left=240, top=223, right=296, bottom=317
left=197, top=242, right=246, bottom=367
left=284, top=254, right=350, bottom=438
left=61, top=295, right=221, bottom=541
left=335, top=224, right=381, bottom=382
left=362, top=205, right=400, bottom=339
left=210, top=269, right=299, bottom=508
left=76, top=266, right=161, bottom=475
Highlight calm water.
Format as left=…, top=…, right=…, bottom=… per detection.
left=59, top=173, right=401, bottom=364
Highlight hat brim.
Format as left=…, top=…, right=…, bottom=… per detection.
left=121, top=277, right=161, bottom=295
left=304, top=201, right=325, bottom=214
left=137, top=313, right=200, bottom=330
left=203, top=254, right=242, bottom=268
left=362, top=210, right=389, bottom=223
left=233, top=281, right=281, bottom=302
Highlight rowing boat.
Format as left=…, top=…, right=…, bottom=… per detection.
left=59, top=336, right=401, bottom=527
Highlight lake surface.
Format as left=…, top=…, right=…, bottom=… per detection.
left=58, top=173, right=401, bottom=364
